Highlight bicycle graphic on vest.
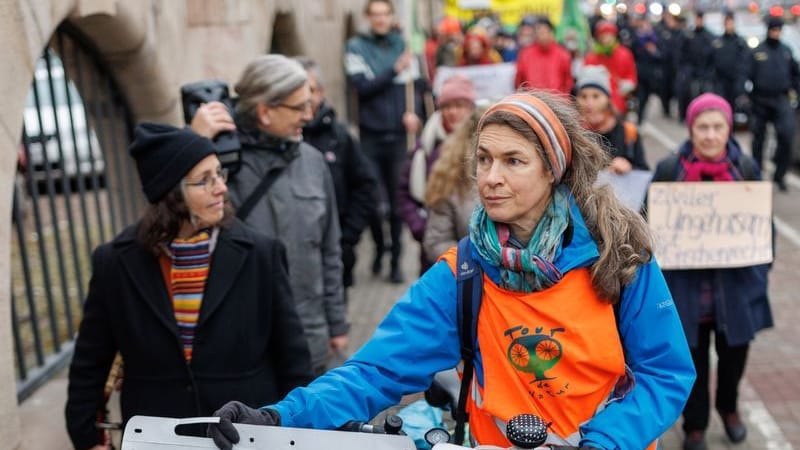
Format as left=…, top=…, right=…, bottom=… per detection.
left=505, top=325, right=565, bottom=382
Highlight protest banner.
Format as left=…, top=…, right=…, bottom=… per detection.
left=647, top=181, right=773, bottom=270
left=596, top=169, right=652, bottom=211
left=433, top=63, right=516, bottom=101
left=443, top=0, right=564, bottom=27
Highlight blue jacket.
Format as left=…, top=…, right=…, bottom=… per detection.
left=653, top=140, right=774, bottom=347
left=270, top=199, right=695, bottom=449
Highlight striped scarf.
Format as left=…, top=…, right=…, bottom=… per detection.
left=468, top=186, right=569, bottom=293
left=169, top=230, right=211, bottom=362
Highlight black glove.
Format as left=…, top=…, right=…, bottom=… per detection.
left=207, top=401, right=280, bottom=450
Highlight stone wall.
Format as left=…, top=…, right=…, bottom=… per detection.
left=0, top=0, right=384, bottom=447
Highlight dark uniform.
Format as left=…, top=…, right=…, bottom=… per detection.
left=711, top=30, right=749, bottom=113
left=747, top=18, right=800, bottom=190
left=303, top=102, right=378, bottom=289
left=633, top=29, right=664, bottom=124
left=677, top=21, right=716, bottom=120
left=656, top=16, right=685, bottom=117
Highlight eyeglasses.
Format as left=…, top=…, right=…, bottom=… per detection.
left=272, top=100, right=312, bottom=113
left=184, top=168, right=228, bottom=192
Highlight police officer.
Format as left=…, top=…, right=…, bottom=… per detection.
left=677, top=10, right=716, bottom=121
left=748, top=16, right=800, bottom=192
left=656, top=11, right=685, bottom=117
left=711, top=11, right=749, bottom=113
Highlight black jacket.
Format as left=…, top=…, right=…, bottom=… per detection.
left=680, top=26, right=716, bottom=78
left=712, top=32, right=748, bottom=82
left=748, top=38, right=800, bottom=97
left=65, top=220, right=313, bottom=450
left=303, top=103, right=377, bottom=247
left=600, top=121, right=649, bottom=170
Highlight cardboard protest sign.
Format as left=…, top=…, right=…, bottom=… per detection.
left=433, top=63, right=516, bottom=101
left=647, top=181, right=773, bottom=270
left=596, top=169, right=652, bottom=212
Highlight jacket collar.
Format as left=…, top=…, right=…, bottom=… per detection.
left=304, top=102, right=336, bottom=132
left=115, top=221, right=253, bottom=335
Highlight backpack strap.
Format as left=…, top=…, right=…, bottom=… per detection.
left=236, top=166, right=285, bottom=221
left=453, top=236, right=483, bottom=446
left=622, top=122, right=638, bottom=162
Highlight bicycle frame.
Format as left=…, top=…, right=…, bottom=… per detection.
left=121, top=416, right=417, bottom=450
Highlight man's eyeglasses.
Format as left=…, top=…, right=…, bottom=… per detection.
left=272, top=100, right=312, bottom=113
left=184, top=168, right=228, bottom=192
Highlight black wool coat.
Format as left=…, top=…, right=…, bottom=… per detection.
left=65, top=219, right=313, bottom=450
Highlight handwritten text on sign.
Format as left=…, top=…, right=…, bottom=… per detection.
left=647, top=182, right=773, bottom=269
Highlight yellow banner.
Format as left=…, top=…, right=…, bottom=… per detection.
left=443, top=0, right=564, bottom=28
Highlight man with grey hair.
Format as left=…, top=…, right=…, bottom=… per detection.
left=191, top=54, right=348, bottom=375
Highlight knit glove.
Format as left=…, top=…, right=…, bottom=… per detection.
left=207, top=401, right=280, bottom=450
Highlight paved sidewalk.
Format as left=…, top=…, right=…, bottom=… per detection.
left=17, top=215, right=799, bottom=450
left=346, top=225, right=799, bottom=450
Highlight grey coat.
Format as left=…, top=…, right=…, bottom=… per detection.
left=228, top=133, right=346, bottom=370
left=422, top=190, right=478, bottom=262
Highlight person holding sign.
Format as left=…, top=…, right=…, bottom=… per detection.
left=648, top=93, right=773, bottom=450
left=575, top=65, right=649, bottom=174
left=208, top=91, right=695, bottom=450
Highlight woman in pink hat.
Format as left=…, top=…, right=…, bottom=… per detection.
left=648, top=93, right=773, bottom=450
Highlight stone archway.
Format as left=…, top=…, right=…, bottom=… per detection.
left=270, top=11, right=304, bottom=56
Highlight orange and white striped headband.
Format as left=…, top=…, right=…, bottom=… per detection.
left=478, top=93, right=572, bottom=184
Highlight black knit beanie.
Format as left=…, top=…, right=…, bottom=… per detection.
left=128, top=122, right=216, bottom=203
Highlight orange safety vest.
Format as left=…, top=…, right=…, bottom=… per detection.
left=441, top=248, right=657, bottom=449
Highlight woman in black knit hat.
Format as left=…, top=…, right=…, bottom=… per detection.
left=64, top=122, right=313, bottom=450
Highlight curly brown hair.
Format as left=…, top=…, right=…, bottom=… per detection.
left=476, top=90, right=653, bottom=303
left=425, top=107, right=485, bottom=208
left=137, top=185, right=234, bottom=256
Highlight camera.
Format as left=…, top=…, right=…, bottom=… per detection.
left=181, top=80, right=241, bottom=171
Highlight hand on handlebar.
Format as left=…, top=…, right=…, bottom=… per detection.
left=207, top=401, right=280, bottom=450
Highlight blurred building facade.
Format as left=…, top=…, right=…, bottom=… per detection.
left=0, top=0, right=441, bottom=448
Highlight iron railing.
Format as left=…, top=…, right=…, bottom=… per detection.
left=11, top=22, right=140, bottom=402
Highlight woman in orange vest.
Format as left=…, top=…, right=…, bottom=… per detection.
left=208, top=91, right=696, bottom=450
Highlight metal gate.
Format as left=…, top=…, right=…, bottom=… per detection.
left=11, top=22, right=143, bottom=401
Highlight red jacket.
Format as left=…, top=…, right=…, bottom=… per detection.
left=584, top=45, right=637, bottom=114
left=514, top=42, right=574, bottom=94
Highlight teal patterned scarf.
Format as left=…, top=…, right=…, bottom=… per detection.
left=468, top=186, right=570, bottom=293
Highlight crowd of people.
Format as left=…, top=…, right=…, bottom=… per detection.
left=425, top=6, right=799, bottom=191
left=63, top=0, right=796, bottom=449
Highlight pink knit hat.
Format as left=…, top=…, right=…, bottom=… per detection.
left=437, top=74, right=477, bottom=107
left=686, top=93, right=733, bottom=131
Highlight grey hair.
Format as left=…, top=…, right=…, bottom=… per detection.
left=234, top=54, right=308, bottom=125
left=293, top=56, right=325, bottom=88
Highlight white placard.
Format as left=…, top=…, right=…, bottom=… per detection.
left=647, top=181, right=773, bottom=270
left=458, top=0, right=491, bottom=9
left=596, top=169, right=653, bottom=212
left=433, top=63, right=516, bottom=102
